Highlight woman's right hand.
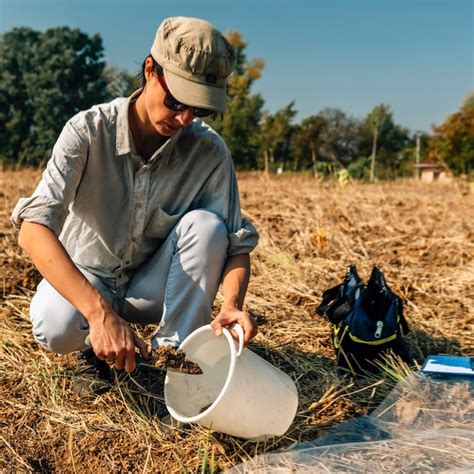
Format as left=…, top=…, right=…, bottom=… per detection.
left=18, top=222, right=149, bottom=373
left=88, top=309, right=149, bottom=373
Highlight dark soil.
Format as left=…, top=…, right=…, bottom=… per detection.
left=151, top=345, right=203, bottom=374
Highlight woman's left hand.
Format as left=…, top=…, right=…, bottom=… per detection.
left=211, top=307, right=258, bottom=346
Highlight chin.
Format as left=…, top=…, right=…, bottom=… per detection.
left=156, top=122, right=178, bottom=137
left=154, top=126, right=172, bottom=137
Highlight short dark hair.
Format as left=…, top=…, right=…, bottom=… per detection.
left=139, top=55, right=161, bottom=87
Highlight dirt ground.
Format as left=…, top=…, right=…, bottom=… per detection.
left=0, top=169, right=473, bottom=472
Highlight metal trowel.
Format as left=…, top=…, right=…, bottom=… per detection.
left=83, top=335, right=203, bottom=374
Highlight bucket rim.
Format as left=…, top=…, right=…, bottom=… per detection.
left=164, top=324, right=238, bottom=423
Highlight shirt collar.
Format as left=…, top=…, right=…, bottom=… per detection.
left=115, top=89, right=142, bottom=157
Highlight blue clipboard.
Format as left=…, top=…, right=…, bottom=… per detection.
left=421, top=355, right=474, bottom=376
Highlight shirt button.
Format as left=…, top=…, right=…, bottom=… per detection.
left=131, top=237, right=137, bottom=242
left=136, top=203, right=142, bottom=209
left=125, top=261, right=130, bottom=265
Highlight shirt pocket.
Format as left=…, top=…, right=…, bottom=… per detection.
left=144, top=207, right=183, bottom=239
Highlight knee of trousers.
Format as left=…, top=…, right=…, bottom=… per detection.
left=178, top=209, right=229, bottom=256
left=30, top=287, right=88, bottom=354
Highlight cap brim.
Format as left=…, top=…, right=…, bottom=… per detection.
left=164, top=69, right=227, bottom=113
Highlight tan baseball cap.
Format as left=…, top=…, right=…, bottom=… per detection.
left=150, top=17, right=235, bottom=113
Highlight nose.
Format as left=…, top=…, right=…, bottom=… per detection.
left=175, top=108, right=194, bottom=126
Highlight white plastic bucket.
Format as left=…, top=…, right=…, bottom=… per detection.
left=164, top=324, right=299, bottom=440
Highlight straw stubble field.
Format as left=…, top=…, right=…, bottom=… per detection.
left=0, top=169, right=473, bottom=472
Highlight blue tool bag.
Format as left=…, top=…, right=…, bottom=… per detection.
left=316, top=265, right=411, bottom=375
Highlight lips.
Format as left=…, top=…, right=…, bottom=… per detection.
left=164, top=121, right=179, bottom=132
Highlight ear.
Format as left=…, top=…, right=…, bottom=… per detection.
left=144, top=57, right=155, bottom=81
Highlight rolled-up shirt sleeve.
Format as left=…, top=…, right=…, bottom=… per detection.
left=196, top=150, right=259, bottom=256
left=227, top=217, right=259, bottom=256
left=11, top=117, right=88, bottom=236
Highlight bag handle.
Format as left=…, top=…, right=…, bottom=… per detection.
left=370, top=266, right=410, bottom=335
left=316, top=265, right=364, bottom=325
left=316, top=284, right=357, bottom=325
left=316, top=284, right=342, bottom=316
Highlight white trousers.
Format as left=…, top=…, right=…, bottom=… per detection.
left=30, top=210, right=229, bottom=353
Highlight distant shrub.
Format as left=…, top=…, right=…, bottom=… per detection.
left=348, top=156, right=371, bottom=181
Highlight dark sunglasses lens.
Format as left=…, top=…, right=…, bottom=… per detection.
left=192, top=108, right=214, bottom=117
left=164, top=89, right=213, bottom=117
left=164, top=94, right=187, bottom=111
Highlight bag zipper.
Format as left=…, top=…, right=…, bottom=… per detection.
left=374, top=321, right=384, bottom=339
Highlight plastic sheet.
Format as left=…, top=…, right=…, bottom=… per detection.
left=227, top=373, right=474, bottom=473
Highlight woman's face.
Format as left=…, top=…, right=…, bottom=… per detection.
left=142, top=58, right=195, bottom=136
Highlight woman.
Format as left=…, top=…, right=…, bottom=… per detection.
left=11, top=17, right=258, bottom=385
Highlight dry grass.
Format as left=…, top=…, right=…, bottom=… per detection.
left=0, top=169, right=473, bottom=472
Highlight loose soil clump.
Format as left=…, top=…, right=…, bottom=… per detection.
left=151, top=345, right=203, bottom=374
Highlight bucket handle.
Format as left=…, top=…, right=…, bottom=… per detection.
left=230, top=323, right=244, bottom=357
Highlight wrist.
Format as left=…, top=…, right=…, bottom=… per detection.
left=222, top=296, right=242, bottom=311
left=78, top=285, right=112, bottom=325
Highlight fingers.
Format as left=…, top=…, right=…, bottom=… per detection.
left=212, top=309, right=258, bottom=346
left=133, top=333, right=150, bottom=359
left=92, top=325, right=144, bottom=373
left=124, top=346, right=137, bottom=373
left=95, top=350, right=106, bottom=361
left=109, top=334, right=135, bottom=372
left=211, top=314, right=231, bottom=337
left=119, top=328, right=144, bottom=373
left=241, top=314, right=256, bottom=346
left=211, top=322, right=223, bottom=337
left=111, top=346, right=127, bottom=371
left=229, top=326, right=239, bottom=341
left=234, top=315, right=257, bottom=346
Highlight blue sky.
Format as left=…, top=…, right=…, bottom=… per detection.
left=1, top=0, right=472, bottom=132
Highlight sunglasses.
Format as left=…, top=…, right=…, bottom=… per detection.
left=156, top=73, right=214, bottom=118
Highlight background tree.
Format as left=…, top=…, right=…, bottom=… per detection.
left=315, top=108, right=361, bottom=169
left=257, top=102, right=297, bottom=172
left=0, top=27, right=108, bottom=166
left=428, top=92, right=474, bottom=176
left=289, top=115, right=326, bottom=174
left=206, top=31, right=265, bottom=169
left=358, top=104, right=411, bottom=180
left=0, top=28, right=40, bottom=165
left=103, top=65, right=140, bottom=99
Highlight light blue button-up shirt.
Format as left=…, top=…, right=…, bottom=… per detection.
left=12, top=90, right=258, bottom=285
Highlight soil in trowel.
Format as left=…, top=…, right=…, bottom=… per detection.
left=151, top=346, right=203, bottom=374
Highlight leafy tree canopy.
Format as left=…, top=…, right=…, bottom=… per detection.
left=103, top=65, right=140, bottom=99
left=360, top=104, right=411, bottom=179
left=206, top=31, right=265, bottom=169
left=0, top=26, right=108, bottom=165
left=429, top=92, right=474, bottom=176
left=316, top=108, right=362, bottom=168
left=258, top=102, right=297, bottom=169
